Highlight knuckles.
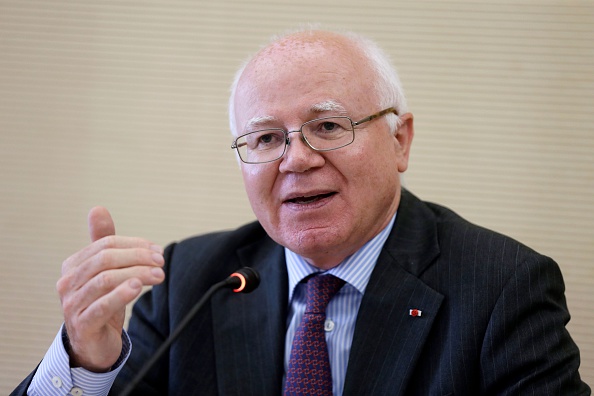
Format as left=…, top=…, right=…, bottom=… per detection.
left=95, top=270, right=114, bottom=292
left=95, top=249, right=115, bottom=268
left=61, top=294, right=77, bottom=317
left=99, top=235, right=118, bottom=250
left=56, top=272, right=74, bottom=297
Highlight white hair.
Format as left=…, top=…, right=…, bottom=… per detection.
left=228, top=28, right=408, bottom=136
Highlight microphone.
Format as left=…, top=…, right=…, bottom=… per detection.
left=227, top=267, right=260, bottom=293
left=120, top=267, right=260, bottom=396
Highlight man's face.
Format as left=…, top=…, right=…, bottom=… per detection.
left=233, top=33, right=413, bottom=269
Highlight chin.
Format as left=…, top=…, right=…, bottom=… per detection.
left=281, top=224, right=346, bottom=256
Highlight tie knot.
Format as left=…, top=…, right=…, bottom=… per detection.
left=305, top=274, right=345, bottom=314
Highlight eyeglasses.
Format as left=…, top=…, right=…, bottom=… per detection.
left=231, top=107, right=398, bottom=164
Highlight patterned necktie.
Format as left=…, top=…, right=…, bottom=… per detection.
left=284, top=274, right=346, bottom=396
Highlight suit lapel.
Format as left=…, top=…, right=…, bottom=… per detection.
left=343, top=190, right=444, bottom=395
left=211, top=237, right=288, bottom=396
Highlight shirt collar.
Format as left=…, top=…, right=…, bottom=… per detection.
left=285, top=213, right=396, bottom=301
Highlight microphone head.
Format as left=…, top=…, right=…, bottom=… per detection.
left=228, top=267, right=261, bottom=293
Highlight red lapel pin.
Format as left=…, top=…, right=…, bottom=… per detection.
left=409, top=309, right=422, bottom=317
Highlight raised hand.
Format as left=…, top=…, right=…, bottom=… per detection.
left=56, top=207, right=165, bottom=371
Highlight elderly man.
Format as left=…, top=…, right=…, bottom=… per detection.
left=13, top=30, right=589, bottom=395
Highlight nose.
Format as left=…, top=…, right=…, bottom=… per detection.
left=279, top=130, right=325, bottom=173
left=284, top=130, right=303, bottom=147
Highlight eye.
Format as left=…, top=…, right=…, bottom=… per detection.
left=314, top=121, right=347, bottom=135
left=303, top=117, right=351, bottom=143
left=259, top=134, right=274, bottom=144
left=257, top=132, right=284, bottom=146
left=244, top=130, right=285, bottom=150
left=321, top=121, right=339, bottom=131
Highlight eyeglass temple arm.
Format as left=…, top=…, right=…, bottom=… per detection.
left=352, top=107, right=398, bottom=126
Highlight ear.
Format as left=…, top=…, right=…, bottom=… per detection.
left=394, top=112, right=414, bottom=173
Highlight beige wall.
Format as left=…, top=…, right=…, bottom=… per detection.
left=1, top=0, right=592, bottom=392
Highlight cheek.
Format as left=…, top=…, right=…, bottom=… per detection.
left=349, top=135, right=398, bottom=172
left=345, top=138, right=401, bottom=193
left=241, top=165, right=277, bottom=207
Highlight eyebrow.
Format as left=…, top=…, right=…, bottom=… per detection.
left=244, top=115, right=277, bottom=131
left=244, top=100, right=348, bottom=131
left=309, top=100, right=347, bottom=114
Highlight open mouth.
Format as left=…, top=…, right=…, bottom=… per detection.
left=286, top=192, right=336, bottom=204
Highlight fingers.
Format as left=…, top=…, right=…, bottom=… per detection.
left=62, top=234, right=162, bottom=274
left=63, top=266, right=165, bottom=332
left=78, top=278, right=143, bottom=333
left=62, top=207, right=160, bottom=276
left=59, top=245, right=164, bottom=294
left=88, top=206, right=116, bottom=243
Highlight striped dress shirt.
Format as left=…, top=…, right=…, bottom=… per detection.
left=27, top=324, right=130, bottom=396
left=284, top=214, right=396, bottom=396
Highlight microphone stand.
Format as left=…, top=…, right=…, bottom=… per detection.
left=120, top=276, right=237, bottom=396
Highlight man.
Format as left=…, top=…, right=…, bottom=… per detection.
left=13, top=29, right=590, bottom=395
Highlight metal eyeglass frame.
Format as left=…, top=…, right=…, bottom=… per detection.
left=231, top=107, right=399, bottom=164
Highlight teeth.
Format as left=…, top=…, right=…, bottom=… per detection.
left=294, top=196, right=320, bottom=204
left=290, top=192, right=334, bottom=204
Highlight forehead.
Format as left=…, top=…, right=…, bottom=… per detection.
left=234, top=33, right=378, bottom=129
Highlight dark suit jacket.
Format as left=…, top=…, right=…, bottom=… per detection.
left=13, top=190, right=590, bottom=395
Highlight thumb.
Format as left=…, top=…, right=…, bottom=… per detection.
left=88, top=206, right=116, bottom=242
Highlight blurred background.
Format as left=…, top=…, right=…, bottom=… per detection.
left=1, top=0, right=592, bottom=392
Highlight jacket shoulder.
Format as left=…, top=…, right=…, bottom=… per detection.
left=396, top=189, right=547, bottom=276
left=424, top=198, right=541, bottom=260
